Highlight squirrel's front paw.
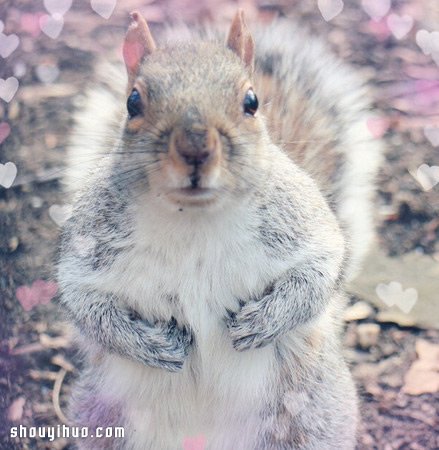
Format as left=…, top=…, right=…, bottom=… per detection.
left=226, top=298, right=280, bottom=351
left=133, top=317, right=193, bottom=372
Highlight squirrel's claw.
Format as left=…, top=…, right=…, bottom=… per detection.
left=226, top=298, right=278, bottom=351
left=131, top=317, right=194, bottom=372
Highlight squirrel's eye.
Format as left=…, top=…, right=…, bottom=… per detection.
left=127, top=89, right=143, bottom=118
left=243, top=89, right=258, bottom=116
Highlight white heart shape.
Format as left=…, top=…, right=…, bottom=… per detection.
left=44, top=0, right=72, bottom=16
left=39, top=14, right=64, bottom=39
left=36, top=64, right=60, bottom=84
left=431, top=32, right=439, bottom=54
left=387, top=14, right=413, bottom=40
left=91, top=0, right=117, bottom=20
left=424, top=126, right=439, bottom=147
left=0, top=32, right=20, bottom=58
left=413, top=163, right=439, bottom=191
left=376, top=281, right=418, bottom=313
left=0, top=161, right=17, bottom=188
left=416, top=29, right=439, bottom=55
left=376, top=281, right=400, bottom=308
left=0, top=77, right=19, bottom=103
left=49, top=204, right=73, bottom=226
left=283, top=391, right=310, bottom=417
left=361, top=0, right=391, bottom=20
left=398, top=288, right=418, bottom=314
left=416, top=30, right=432, bottom=54
left=318, top=0, right=344, bottom=22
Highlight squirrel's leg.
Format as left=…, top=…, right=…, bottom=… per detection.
left=227, top=261, right=341, bottom=351
left=61, top=288, right=192, bottom=372
left=257, top=350, right=358, bottom=449
left=68, top=367, right=128, bottom=450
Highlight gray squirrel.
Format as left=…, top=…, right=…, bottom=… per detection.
left=58, top=10, right=382, bottom=449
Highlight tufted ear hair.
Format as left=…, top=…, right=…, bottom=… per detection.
left=226, top=9, right=254, bottom=72
left=123, top=11, right=156, bottom=91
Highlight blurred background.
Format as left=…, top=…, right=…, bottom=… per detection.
left=0, top=0, right=438, bottom=448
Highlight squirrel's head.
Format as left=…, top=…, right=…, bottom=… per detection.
left=120, top=10, right=268, bottom=208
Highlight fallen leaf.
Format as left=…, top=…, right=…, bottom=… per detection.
left=7, top=397, right=26, bottom=422
left=402, top=339, right=439, bottom=395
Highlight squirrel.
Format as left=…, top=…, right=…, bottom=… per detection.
left=58, top=9, right=382, bottom=450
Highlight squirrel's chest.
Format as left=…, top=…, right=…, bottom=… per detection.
left=94, top=213, right=288, bottom=442
left=106, top=223, right=288, bottom=334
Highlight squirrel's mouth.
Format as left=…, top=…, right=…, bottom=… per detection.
left=177, top=186, right=215, bottom=198
left=167, top=186, right=218, bottom=206
left=180, top=186, right=211, bottom=195
left=160, top=163, right=222, bottom=206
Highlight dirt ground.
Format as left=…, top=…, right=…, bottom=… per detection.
left=0, top=0, right=438, bottom=449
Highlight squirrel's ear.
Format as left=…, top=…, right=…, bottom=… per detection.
left=123, top=11, right=156, bottom=90
left=226, top=9, right=254, bottom=72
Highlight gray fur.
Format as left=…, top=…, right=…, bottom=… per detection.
left=69, top=368, right=129, bottom=449
left=228, top=263, right=336, bottom=351
left=62, top=288, right=192, bottom=372
left=225, top=152, right=345, bottom=351
left=60, top=171, right=193, bottom=372
left=58, top=17, right=382, bottom=450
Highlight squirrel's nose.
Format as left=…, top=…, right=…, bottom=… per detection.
left=178, top=148, right=210, bottom=166
left=170, top=126, right=220, bottom=168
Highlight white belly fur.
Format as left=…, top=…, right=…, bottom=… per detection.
left=89, top=199, right=298, bottom=449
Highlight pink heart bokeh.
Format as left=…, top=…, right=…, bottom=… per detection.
left=20, top=13, right=44, bottom=37
left=183, top=435, right=206, bottom=450
left=367, top=19, right=391, bottom=41
left=16, top=280, right=58, bottom=312
left=366, top=117, right=390, bottom=138
left=362, top=0, right=391, bottom=21
left=0, top=122, right=11, bottom=144
left=387, top=14, right=413, bottom=40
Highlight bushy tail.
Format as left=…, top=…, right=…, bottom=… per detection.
left=63, top=62, right=126, bottom=199
left=255, top=21, right=384, bottom=280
